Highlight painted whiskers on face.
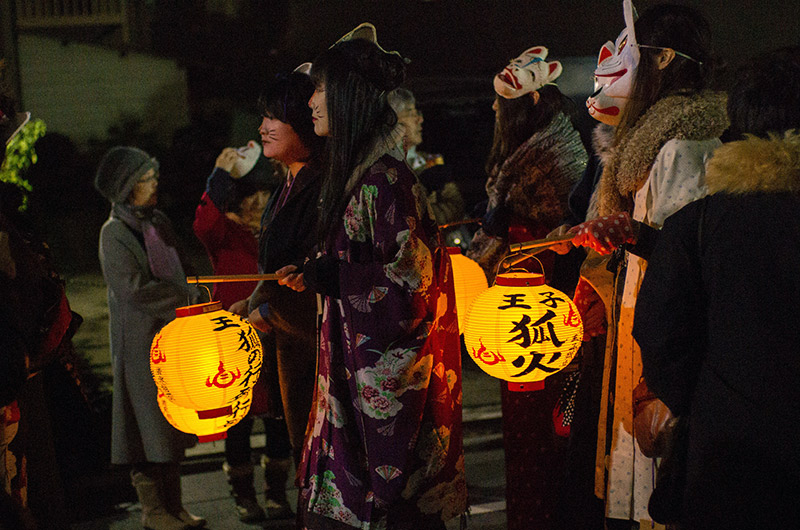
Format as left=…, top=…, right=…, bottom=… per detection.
left=259, top=115, right=308, bottom=165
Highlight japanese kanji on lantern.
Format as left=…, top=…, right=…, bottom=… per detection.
left=150, top=301, right=262, bottom=418
left=462, top=272, right=582, bottom=385
left=157, top=389, right=252, bottom=443
left=448, top=247, right=489, bottom=331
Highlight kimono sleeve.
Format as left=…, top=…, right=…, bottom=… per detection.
left=633, top=199, right=708, bottom=416
left=336, top=164, right=443, bottom=506
left=337, top=169, right=436, bottom=348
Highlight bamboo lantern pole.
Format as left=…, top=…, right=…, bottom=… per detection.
left=186, top=274, right=280, bottom=284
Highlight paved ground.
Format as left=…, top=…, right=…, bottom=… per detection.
left=63, top=274, right=508, bottom=530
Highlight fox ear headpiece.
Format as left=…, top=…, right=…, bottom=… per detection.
left=586, top=0, right=639, bottom=125
left=493, top=46, right=563, bottom=100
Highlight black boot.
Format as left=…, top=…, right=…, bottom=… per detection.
left=262, top=456, right=294, bottom=520
left=222, top=461, right=266, bottom=523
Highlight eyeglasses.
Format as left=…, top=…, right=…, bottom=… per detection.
left=137, top=171, right=159, bottom=185
left=634, top=44, right=703, bottom=66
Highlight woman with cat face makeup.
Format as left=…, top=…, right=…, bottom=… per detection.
left=227, top=69, right=325, bottom=521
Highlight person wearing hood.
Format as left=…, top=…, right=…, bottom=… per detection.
left=633, top=46, right=800, bottom=529
left=95, top=146, right=205, bottom=530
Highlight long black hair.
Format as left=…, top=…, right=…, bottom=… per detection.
left=257, top=71, right=324, bottom=163
left=616, top=3, right=714, bottom=141
left=486, top=84, right=577, bottom=175
left=310, top=38, right=406, bottom=242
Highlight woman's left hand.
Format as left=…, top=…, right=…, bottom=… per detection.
left=276, top=264, right=306, bottom=292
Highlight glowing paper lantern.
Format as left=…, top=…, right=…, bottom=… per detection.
left=157, top=389, right=252, bottom=443
left=462, top=272, right=582, bottom=385
left=150, top=302, right=262, bottom=417
left=447, top=247, right=489, bottom=330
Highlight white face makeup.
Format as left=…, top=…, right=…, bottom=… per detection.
left=129, top=168, right=158, bottom=207
left=308, top=85, right=330, bottom=137
left=586, top=0, right=640, bottom=126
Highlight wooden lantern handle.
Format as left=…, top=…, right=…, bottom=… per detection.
left=186, top=274, right=280, bottom=284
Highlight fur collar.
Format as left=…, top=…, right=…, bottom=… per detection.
left=591, top=123, right=616, bottom=166
left=706, top=130, right=800, bottom=194
left=597, top=90, right=729, bottom=216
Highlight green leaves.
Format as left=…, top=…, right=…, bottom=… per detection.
left=0, top=119, right=47, bottom=211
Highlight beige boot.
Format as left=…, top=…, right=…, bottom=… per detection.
left=262, top=456, right=294, bottom=520
left=222, top=461, right=266, bottom=523
left=131, top=468, right=188, bottom=530
left=159, top=463, right=206, bottom=528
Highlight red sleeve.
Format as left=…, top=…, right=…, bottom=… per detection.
left=193, top=191, right=229, bottom=253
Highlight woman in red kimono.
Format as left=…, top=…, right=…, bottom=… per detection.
left=278, top=24, right=467, bottom=530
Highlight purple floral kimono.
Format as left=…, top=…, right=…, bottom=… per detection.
left=297, top=146, right=467, bottom=529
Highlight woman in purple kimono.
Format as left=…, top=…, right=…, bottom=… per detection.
left=278, top=25, right=467, bottom=530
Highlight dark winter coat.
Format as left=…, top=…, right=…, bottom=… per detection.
left=633, top=131, right=800, bottom=528
left=249, top=164, right=321, bottom=455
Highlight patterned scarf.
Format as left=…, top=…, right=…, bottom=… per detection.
left=112, top=203, right=185, bottom=285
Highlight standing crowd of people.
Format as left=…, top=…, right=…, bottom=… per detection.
left=2, top=1, right=800, bottom=529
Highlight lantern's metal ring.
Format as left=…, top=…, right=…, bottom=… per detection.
left=495, top=250, right=545, bottom=283
left=192, top=283, right=212, bottom=304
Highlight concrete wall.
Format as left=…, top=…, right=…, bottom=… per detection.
left=17, top=34, right=189, bottom=147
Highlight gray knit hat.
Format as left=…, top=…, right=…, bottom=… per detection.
left=94, top=146, right=159, bottom=203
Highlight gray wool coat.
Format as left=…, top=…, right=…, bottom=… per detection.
left=98, top=211, right=197, bottom=464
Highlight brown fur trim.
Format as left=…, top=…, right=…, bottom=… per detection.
left=597, top=91, right=729, bottom=216
left=591, top=123, right=616, bottom=166
left=706, top=130, right=800, bottom=195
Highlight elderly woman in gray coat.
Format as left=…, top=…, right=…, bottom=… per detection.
left=95, top=146, right=205, bottom=530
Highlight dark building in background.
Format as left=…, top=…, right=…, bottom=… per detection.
left=1, top=0, right=799, bottom=271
